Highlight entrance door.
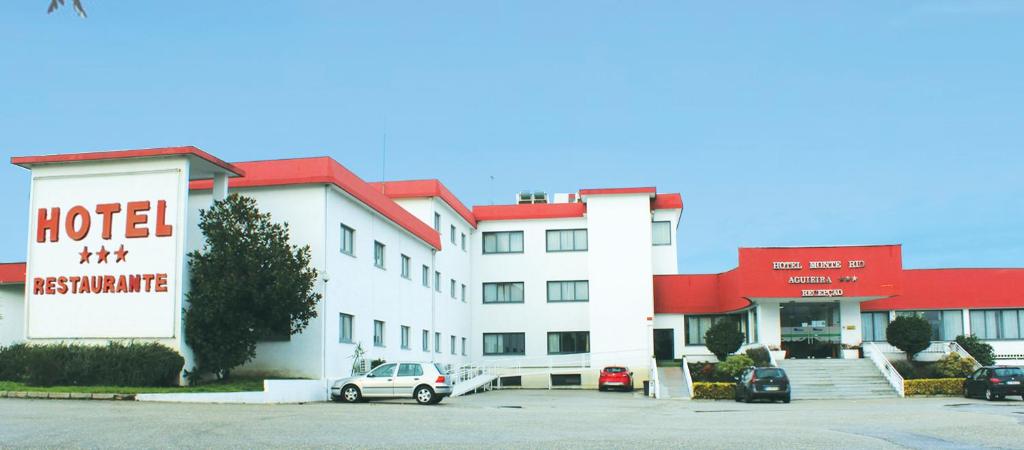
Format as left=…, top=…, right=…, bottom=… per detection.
left=653, top=329, right=675, bottom=360
left=779, top=302, right=841, bottom=358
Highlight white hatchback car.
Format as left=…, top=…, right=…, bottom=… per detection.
left=331, top=362, right=453, bottom=405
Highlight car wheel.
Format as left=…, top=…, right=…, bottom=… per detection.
left=415, top=386, right=435, bottom=405
left=598, top=385, right=605, bottom=392
left=963, top=386, right=970, bottom=399
left=743, top=392, right=752, bottom=403
left=341, top=385, right=362, bottom=403
left=783, top=395, right=791, bottom=404
left=985, top=388, right=995, bottom=401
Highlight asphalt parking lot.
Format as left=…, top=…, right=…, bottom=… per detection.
left=2, top=390, right=1024, bottom=449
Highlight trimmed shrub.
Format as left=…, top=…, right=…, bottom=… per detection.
left=692, top=382, right=734, bottom=400
left=745, top=347, right=771, bottom=367
left=956, top=334, right=995, bottom=367
left=1, top=342, right=184, bottom=387
left=704, top=320, right=745, bottom=361
left=887, top=316, right=932, bottom=360
left=936, top=353, right=976, bottom=378
left=892, top=360, right=943, bottom=380
left=688, top=362, right=721, bottom=382
left=715, top=355, right=754, bottom=379
left=370, top=358, right=386, bottom=369
left=904, top=378, right=965, bottom=396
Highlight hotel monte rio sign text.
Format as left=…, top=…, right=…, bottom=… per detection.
left=771, top=259, right=867, bottom=298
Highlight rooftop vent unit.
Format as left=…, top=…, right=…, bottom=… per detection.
left=517, top=191, right=548, bottom=204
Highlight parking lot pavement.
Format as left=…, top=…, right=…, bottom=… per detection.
left=3, top=390, right=1024, bottom=449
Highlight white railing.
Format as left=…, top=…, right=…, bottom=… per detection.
left=864, top=342, right=905, bottom=397
left=947, top=341, right=983, bottom=370
left=649, top=357, right=661, bottom=399
left=450, top=352, right=595, bottom=393
left=680, top=355, right=694, bottom=399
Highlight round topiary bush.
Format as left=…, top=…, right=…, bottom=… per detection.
left=704, top=319, right=745, bottom=362
left=886, top=316, right=932, bottom=360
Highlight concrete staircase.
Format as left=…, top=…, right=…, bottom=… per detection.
left=779, top=358, right=898, bottom=400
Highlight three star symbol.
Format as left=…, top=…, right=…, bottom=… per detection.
left=96, top=246, right=110, bottom=263
left=77, top=245, right=128, bottom=264
left=78, top=246, right=92, bottom=264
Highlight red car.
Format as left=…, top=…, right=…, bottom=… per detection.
left=598, top=366, right=633, bottom=391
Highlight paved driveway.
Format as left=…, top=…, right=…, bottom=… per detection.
left=2, top=390, right=1023, bottom=449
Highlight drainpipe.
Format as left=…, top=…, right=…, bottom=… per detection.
left=321, top=185, right=329, bottom=381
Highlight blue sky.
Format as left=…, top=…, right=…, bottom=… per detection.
left=1, top=1, right=1021, bottom=273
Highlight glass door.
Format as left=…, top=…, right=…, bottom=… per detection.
left=780, top=302, right=840, bottom=358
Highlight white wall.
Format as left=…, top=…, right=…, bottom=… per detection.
left=0, top=284, right=24, bottom=346
left=651, top=209, right=680, bottom=275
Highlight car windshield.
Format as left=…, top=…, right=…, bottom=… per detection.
left=755, top=368, right=784, bottom=378
left=993, top=368, right=1024, bottom=377
left=604, top=367, right=627, bottom=373
left=434, top=363, right=448, bottom=375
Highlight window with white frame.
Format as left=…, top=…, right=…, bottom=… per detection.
left=450, top=279, right=456, bottom=298
left=861, top=312, right=889, bottom=342
left=896, top=310, right=963, bottom=341
left=422, top=329, right=429, bottom=352
left=652, top=221, right=672, bottom=246
left=434, top=271, right=441, bottom=292
left=482, top=231, right=524, bottom=254
left=461, top=284, right=467, bottom=303
left=461, top=337, right=467, bottom=355
left=400, top=254, right=410, bottom=279
left=450, top=225, right=456, bottom=244
left=971, top=309, right=1024, bottom=340
left=546, top=229, right=587, bottom=252
left=547, top=281, right=589, bottom=302
left=450, top=335, right=456, bottom=355
left=483, top=333, right=525, bottom=355
left=483, top=282, right=525, bottom=304
left=401, top=325, right=410, bottom=349
left=340, top=224, right=355, bottom=256
left=547, top=331, right=590, bottom=354
left=422, top=265, right=430, bottom=287
left=373, top=320, right=385, bottom=347
left=339, top=313, right=353, bottom=343
left=373, top=241, right=385, bottom=268
left=434, top=332, right=441, bottom=353
left=434, top=212, right=441, bottom=231
left=461, top=233, right=466, bottom=251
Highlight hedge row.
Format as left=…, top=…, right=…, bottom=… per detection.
left=904, top=378, right=965, bottom=396
left=0, top=342, right=184, bottom=387
left=692, top=382, right=734, bottom=400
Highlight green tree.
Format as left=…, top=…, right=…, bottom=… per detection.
left=184, top=194, right=321, bottom=380
left=956, top=334, right=995, bottom=366
left=704, top=319, right=745, bottom=362
left=886, top=316, right=932, bottom=360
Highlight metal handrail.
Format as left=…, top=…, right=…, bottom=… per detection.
left=864, top=342, right=905, bottom=397
left=680, top=355, right=694, bottom=399
left=649, top=357, right=661, bottom=399
left=947, top=341, right=983, bottom=370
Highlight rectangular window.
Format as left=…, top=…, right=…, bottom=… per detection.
left=482, top=231, right=524, bottom=254
left=450, top=279, right=456, bottom=298
left=861, top=312, right=889, bottom=342
left=373, top=320, right=385, bottom=347
left=550, top=374, right=582, bottom=386
left=434, top=332, right=441, bottom=353
left=652, top=221, right=672, bottom=246
left=461, top=284, right=467, bottom=303
left=373, top=241, right=385, bottom=269
left=482, top=282, right=525, bottom=304
left=547, top=331, right=590, bottom=354
left=896, top=310, right=963, bottom=341
left=422, top=265, right=430, bottom=287
left=434, top=271, right=441, bottom=292
left=483, top=333, right=526, bottom=355
left=547, top=281, right=589, bottom=302
left=451, top=225, right=457, bottom=244
left=461, top=233, right=466, bottom=251
left=340, top=224, right=355, bottom=256
left=422, top=329, right=429, bottom=352
left=434, top=212, right=441, bottom=231
left=546, top=229, right=588, bottom=252
left=339, top=313, right=353, bottom=343
left=461, top=337, right=467, bottom=355
left=400, top=254, right=410, bottom=279
left=450, top=335, right=456, bottom=355
left=401, top=326, right=410, bottom=349
left=685, top=314, right=749, bottom=345
left=970, top=309, right=1024, bottom=340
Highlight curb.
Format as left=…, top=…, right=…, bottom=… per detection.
left=0, top=391, right=136, bottom=401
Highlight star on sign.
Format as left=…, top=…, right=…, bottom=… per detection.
left=96, top=246, right=110, bottom=264
left=78, top=246, right=92, bottom=264
left=115, top=244, right=128, bottom=263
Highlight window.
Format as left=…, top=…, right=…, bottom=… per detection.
left=547, top=281, right=589, bottom=302
left=970, top=309, right=1024, bottom=340
left=461, top=284, right=467, bottom=303
left=373, top=320, right=385, bottom=347
left=450, top=279, right=456, bottom=299
left=451, top=225, right=457, bottom=244
left=450, top=335, right=456, bottom=355
left=434, top=271, right=441, bottom=292
left=373, top=241, right=385, bottom=269
left=461, top=233, right=466, bottom=251
left=422, top=265, right=430, bottom=287
left=434, top=332, right=441, bottom=353
left=896, top=310, right=963, bottom=341
left=461, top=337, right=467, bottom=355
left=339, top=313, right=353, bottom=343
left=397, top=363, right=423, bottom=377
left=546, top=229, right=588, bottom=252
left=686, top=314, right=749, bottom=345
left=340, top=224, right=355, bottom=256
left=861, top=312, right=889, bottom=342
left=483, top=333, right=526, bottom=355
left=483, top=282, right=525, bottom=303
left=434, top=212, right=441, bottom=231
left=401, top=326, right=410, bottom=349
left=368, top=363, right=396, bottom=378
left=422, top=329, right=429, bottom=352
left=547, top=331, right=590, bottom=354
left=400, top=254, right=410, bottom=279
left=482, top=231, right=524, bottom=254
left=652, top=221, right=672, bottom=245
left=550, top=374, right=582, bottom=386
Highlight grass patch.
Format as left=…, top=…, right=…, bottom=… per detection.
left=0, top=377, right=265, bottom=394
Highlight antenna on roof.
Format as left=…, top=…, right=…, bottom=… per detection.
left=381, top=132, right=387, bottom=187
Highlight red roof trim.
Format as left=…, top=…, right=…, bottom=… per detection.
left=190, top=158, right=442, bottom=250
left=473, top=203, right=586, bottom=221
left=0, top=262, right=26, bottom=285
left=369, top=180, right=477, bottom=228
left=653, top=272, right=751, bottom=314
left=11, top=146, right=244, bottom=177
left=861, top=268, right=1024, bottom=311
left=652, top=193, right=683, bottom=210
left=579, top=187, right=656, bottom=197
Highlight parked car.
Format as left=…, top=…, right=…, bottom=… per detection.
left=598, top=366, right=633, bottom=391
left=964, top=366, right=1024, bottom=401
left=734, top=367, right=790, bottom=403
left=331, top=362, right=452, bottom=405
